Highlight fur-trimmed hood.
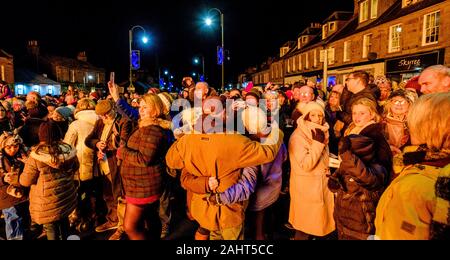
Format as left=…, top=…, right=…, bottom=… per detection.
left=296, top=115, right=330, bottom=144
left=74, top=110, right=99, bottom=125
left=139, top=118, right=172, bottom=130
left=30, top=144, right=77, bottom=170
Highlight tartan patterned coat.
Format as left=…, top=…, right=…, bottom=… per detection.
left=120, top=124, right=169, bottom=199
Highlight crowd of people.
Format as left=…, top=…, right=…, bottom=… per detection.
left=0, top=64, right=449, bottom=240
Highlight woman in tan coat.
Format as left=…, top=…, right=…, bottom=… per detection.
left=288, top=101, right=335, bottom=239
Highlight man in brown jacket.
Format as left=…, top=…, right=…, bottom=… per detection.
left=85, top=100, right=134, bottom=240
left=166, top=111, right=284, bottom=240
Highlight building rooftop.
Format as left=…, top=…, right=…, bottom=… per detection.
left=15, top=68, right=61, bottom=85
left=322, top=11, right=354, bottom=23
left=328, top=0, right=445, bottom=43
left=0, top=49, right=13, bottom=59
left=41, top=55, right=105, bottom=72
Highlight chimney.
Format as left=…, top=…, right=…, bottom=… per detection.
left=27, top=40, right=40, bottom=57
left=27, top=40, right=40, bottom=73
left=77, top=51, right=87, bottom=62
left=311, top=23, right=322, bottom=29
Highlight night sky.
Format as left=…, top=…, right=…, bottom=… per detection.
left=2, top=0, right=354, bottom=88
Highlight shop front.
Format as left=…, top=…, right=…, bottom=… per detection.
left=284, top=70, right=322, bottom=86
left=385, top=49, right=445, bottom=83
left=327, top=62, right=385, bottom=85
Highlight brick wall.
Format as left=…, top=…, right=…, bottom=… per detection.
left=0, top=57, right=14, bottom=83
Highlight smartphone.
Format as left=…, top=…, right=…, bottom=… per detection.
left=110, top=72, right=115, bottom=85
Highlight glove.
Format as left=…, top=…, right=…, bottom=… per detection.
left=327, top=172, right=343, bottom=192
left=311, top=128, right=325, bottom=143
left=338, top=136, right=351, bottom=154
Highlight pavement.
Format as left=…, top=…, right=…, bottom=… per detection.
left=1, top=192, right=294, bottom=240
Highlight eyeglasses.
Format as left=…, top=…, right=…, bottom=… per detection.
left=299, top=92, right=312, bottom=97
left=392, top=99, right=407, bottom=105
left=346, top=77, right=356, bottom=82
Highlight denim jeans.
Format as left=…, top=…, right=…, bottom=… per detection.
left=2, top=206, right=24, bottom=240
left=43, top=218, right=69, bottom=240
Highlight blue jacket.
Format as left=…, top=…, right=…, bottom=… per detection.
left=116, top=99, right=139, bottom=121
left=219, top=166, right=258, bottom=205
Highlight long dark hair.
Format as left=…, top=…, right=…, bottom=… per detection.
left=35, top=121, right=71, bottom=165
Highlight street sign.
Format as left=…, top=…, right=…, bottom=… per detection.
left=131, top=50, right=140, bottom=70
left=217, top=46, right=223, bottom=65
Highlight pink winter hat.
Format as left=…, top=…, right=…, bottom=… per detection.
left=285, top=90, right=293, bottom=100
left=244, top=82, right=254, bottom=92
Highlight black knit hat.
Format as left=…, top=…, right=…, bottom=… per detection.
left=38, top=120, right=63, bottom=144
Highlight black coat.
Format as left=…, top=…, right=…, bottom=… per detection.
left=337, top=86, right=378, bottom=128
left=329, top=123, right=392, bottom=240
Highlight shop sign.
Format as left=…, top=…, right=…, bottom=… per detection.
left=386, top=51, right=442, bottom=74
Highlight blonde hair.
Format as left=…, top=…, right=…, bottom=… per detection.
left=352, top=98, right=381, bottom=123
left=141, top=93, right=165, bottom=120
left=75, top=98, right=96, bottom=115
left=407, top=92, right=450, bottom=150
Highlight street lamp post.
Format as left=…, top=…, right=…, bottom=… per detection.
left=194, top=56, right=206, bottom=81
left=129, top=25, right=147, bottom=93
left=206, top=8, right=224, bottom=93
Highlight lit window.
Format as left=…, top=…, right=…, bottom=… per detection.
left=363, top=34, right=373, bottom=58
left=314, top=49, right=317, bottom=67
left=305, top=53, right=309, bottom=69
left=329, top=22, right=336, bottom=32
left=423, top=11, right=440, bottom=46
left=389, top=24, right=402, bottom=53
left=293, top=56, right=297, bottom=71
left=359, top=0, right=369, bottom=23
left=322, top=25, right=328, bottom=39
left=371, top=0, right=378, bottom=19
left=302, top=36, right=308, bottom=43
left=344, top=41, right=351, bottom=62
left=402, top=0, right=420, bottom=8
left=16, top=85, right=24, bottom=95
left=328, top=48, right=335, bottom=65
left=1, top=65, right=4, bottom=81
left=33, top=85, right=40, bottom=93
left=47, top=85, right=53, bottom=95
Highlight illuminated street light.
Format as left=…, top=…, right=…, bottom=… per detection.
left=205, top=18, right=213, bottom=26
left=164, top=70, right=169, bottom=75
left=193, top=55, right=205, bottom=81
left=205, top=8, right=225, bottom=93
left=129, top=25, right=148, bottom=93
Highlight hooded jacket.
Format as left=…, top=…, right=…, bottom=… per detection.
left=375, top=146, right=450, bottom=240
left=289, top=116, right=335, bottom=236
left=64, top=110, right=99, bottom=181
left=19, top=144, right=79, bottom=224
